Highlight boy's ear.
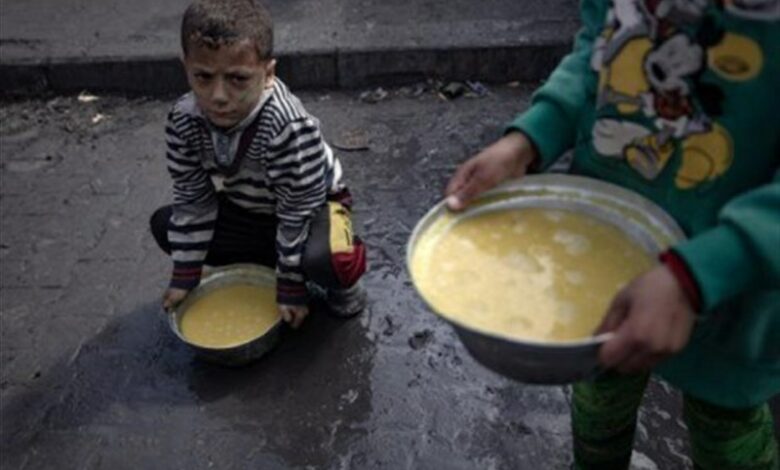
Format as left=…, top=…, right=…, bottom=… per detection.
left=264, top=59, right=277, bottom=88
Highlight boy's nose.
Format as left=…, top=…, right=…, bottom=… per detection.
left=211, top=80, right=229, bottom=106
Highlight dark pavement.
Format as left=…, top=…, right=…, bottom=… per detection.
left=0, top=86, right=714, bottom=469
left=0, top=0, right=578, bottom=94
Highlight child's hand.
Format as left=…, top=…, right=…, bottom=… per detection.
left=279, top=304, right=309, bottom=329
left=162, top=288, right=190, bottom=312
left=445, top=132, right=537, bottom=211
left=596, top=265, right=696, bottom=374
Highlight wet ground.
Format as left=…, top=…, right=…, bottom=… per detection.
left=0, top=86, right=771, bottom=469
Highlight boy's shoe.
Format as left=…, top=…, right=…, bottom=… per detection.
left=326, top=281, right=367, bottom=318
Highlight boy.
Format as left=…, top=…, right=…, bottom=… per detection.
left=150, top=0, right=366, bottom=328
left=445, top=0, right=779, bottom=468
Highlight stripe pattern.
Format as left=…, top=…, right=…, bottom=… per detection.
left=165, top=79, right=344, bottom=305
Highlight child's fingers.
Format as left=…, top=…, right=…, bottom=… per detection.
left=595, top=289, right=631, bottom=334
left=445, top=163, right=477, bottom=210
left=598, top=321, right=636, bottom=369
left=595, top=309, right=623, bottom=335
left=283, top=307, right=309, bottom=329
left=449, top=168, right=490, bottom=211
left=445, top=160, right=473, bottom=196
left=280, top=308, right=293, bottom=324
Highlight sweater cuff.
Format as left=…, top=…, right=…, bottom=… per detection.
left=506, top=100, right=576, bottom=171
left=660, top=250, right=702, bottom=314
left=169, top=262, right=202, bottom=290
left=672, top=225, right=754, bottom=313
left=276, top=279, right=309, bottom=306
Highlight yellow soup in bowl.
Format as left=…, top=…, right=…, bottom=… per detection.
left=411, top=208, right=653, bottom=342
left=179, top=283, right=279, bottom=349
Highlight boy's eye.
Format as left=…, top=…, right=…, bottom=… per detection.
left=228, top=75, right=250, bottom=85
left=194, top=72, right=213, bottom=81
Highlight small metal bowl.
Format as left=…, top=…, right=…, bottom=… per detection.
left=407, top=174, right=685, bottom=384
left=169, top=264, right=283, bottom=367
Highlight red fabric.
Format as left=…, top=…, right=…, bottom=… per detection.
left=331, top=238, right=366, bottom=287
left=276, top=281, right=308, bottom=306
left=169, top=266, right=202, bottom=290
left=172, top=267, right=202, bottom=277
left=327, top=188, right=354, bottom=210
left=660, top=250, right=702, bottom=313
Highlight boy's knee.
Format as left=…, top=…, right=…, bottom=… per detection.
left=303, top=202, right=366, bottom=289
left=150, top=206, right=173, bottom=254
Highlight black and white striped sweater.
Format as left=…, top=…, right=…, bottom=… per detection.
left=165, top=79, right=344, bottom=305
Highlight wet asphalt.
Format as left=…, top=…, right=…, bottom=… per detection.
left=1, top=86, right=773, bottom=469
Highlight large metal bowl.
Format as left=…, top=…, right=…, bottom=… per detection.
left=407, top=174, right=685, bottom=384
left=169, top=264, right=283, bottom=367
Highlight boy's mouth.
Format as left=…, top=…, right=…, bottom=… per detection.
left=210, top=110, right=233, bottom=119
left=208, top=110, right=238, bottom=124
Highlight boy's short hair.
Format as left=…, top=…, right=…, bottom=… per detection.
left=181, top=0, right=273, bottom=60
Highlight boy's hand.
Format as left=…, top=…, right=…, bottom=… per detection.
left=162, top=288, right=190, bottom=312
left=596, top=265, right=696, bottom=374
left=279, top=304, right=309, bottom=329
left=445, top=132, right=537, bottom=211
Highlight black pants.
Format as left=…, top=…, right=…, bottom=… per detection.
left=149, top=195, right=364, bottom=289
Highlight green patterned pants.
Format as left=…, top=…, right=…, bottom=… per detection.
left=572, top=372, right=779, bottom=470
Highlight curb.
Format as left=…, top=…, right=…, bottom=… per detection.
left=0, top=42, right=569, bottom=96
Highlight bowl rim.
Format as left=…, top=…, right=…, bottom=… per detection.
left=406, top=174, right=686, bottom=349
left=168, top=263, right=282, bottom=351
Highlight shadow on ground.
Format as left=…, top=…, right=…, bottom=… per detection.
left=1, top=298, right=376, bottom=469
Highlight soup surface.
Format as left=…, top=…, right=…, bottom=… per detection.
left=411, top=208, right=654, bottom=341
left=180, top=283, right=278, bottom=348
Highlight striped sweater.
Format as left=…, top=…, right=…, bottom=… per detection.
left=165, top=79, right=344, bottom=305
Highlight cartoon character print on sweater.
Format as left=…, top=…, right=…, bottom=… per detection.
left=590, top=0, right=770, bottom=190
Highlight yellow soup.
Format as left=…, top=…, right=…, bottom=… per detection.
left=411, top=208, right=654, bottom=341
left=179, top=283, right=279, bottom=348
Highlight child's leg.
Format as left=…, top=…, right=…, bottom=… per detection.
left=302, top=197, right=366, bottom=291
left=572, top=372, right=650, bottom=470
left=301, top=192, right=367, bottom=317
left=684, top=394, right=779, bottom=470
left=149, top=195, right=277, bottom=267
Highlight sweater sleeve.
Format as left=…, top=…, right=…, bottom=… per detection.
left=506, top=0, right=605, bottom=169
left=672, top=168, right=780, bottom=313
left=165, top=111, right=218, bottom=290
left=266, top=118, right=328, bottom=306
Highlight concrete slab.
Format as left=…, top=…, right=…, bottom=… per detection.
left=0, top=0, right=578, bottom=94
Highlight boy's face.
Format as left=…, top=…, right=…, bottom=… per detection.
left=183, top=38, right=275, bottom=129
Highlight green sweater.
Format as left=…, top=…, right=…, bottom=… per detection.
left=510, top=0, right=780, bottom=408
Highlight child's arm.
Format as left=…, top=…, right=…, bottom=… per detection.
left=446, top=0, right=607, bottom=207
left=266, top=117, right=329, bottom=310
left=162, top=110, right=218, bottom=307
left=446, top=132, right=537, bottom=210
left=672, top=169, right=780, bottom=313
left=598, top=169, right=780, bottom=373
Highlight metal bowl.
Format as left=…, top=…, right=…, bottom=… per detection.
left=407, top=174, right=685, bottom=384
left=168, top=264, right=283, bottom=367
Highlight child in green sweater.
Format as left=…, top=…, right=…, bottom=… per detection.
left=445, top=1, right=779, bottom=468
